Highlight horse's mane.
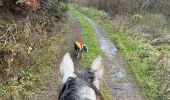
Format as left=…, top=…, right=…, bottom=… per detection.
left=58, top=77, right=80, bottom=100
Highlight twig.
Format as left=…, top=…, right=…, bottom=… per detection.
left=0, top=22, right=18, bottom=50
left=140, top=0, right=150, bottom=11
left=0, top=38, right=7, bottom=50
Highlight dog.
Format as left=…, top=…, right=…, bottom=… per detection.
left=59, top=52, right=103, bottom=100
left=74, top=40, right=88, bottom=58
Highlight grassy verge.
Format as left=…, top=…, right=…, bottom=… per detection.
left=69, top=4, right=169, bottom=99
left=101, top=68, right=113, bottom=100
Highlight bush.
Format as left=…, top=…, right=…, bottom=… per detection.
left=51, top=2, right=67, bottom=18
left=2, top=0, right=40, bottom=14
left=1, top=0, right=67, bottom=17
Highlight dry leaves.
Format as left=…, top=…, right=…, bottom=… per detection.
left=16, top=0, right=40, bottom=11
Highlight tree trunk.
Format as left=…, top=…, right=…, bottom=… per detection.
left=0, top=0, right=3, bottom=6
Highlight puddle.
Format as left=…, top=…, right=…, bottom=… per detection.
left=99, top=36, right=117, bottom=57
left=91, top=22, right=117, bottom=58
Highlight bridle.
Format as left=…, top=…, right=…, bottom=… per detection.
left=58, top=77, right=104, bottom=100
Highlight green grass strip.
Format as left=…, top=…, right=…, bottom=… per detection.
left=68, top=6, right=101, bottom=69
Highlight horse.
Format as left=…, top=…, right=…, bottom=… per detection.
left=58, top=52, right=103, bottom=100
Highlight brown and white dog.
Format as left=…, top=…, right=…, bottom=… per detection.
left=74, top=40, right=88, bottom=58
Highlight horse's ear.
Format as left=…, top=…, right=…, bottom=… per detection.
left=60, top=52, right=76, bottom=84
left=91, top=56, right=103, bottom=89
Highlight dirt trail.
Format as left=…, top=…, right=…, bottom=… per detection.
left=84, top=17, right=144, bottom=100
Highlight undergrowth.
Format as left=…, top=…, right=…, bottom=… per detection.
left=0, top=5, right=68, bottom=99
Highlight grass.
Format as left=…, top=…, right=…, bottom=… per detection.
left=69, top=4, right=170, bottom=100
left=68, top=6, right=101, bottom=69
left=100, top=68, right=113, bottom=100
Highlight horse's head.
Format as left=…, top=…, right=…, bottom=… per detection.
left=59, top=52, right=103, bottom=100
